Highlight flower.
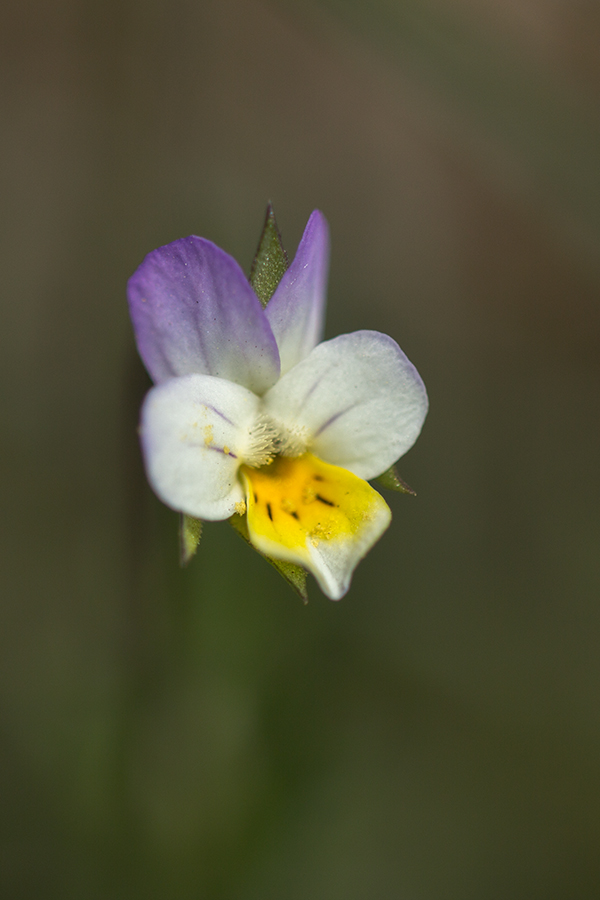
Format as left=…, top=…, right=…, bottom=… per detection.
left=127, top=210, right=428, bottom=600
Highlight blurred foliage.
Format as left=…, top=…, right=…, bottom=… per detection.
left=291, top=0, right=600, bottom=270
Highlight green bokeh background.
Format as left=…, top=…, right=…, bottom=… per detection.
left=2, top=1, right=600, bottom=897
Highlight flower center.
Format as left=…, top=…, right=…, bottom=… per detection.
left=242, top=413, right=308, bottom=468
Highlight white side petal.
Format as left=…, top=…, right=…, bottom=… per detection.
left=263, top=331, right=428, bottom=480
left=140, top=374, right=260, bottom=520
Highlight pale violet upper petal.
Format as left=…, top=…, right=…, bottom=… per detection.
left=128, top=236, right=280, bottom=394
left=262, top=331, right=428, bottom=480
left=140, top=373, right=260, bottom=520
left=264, top=210, right=329, bottom=376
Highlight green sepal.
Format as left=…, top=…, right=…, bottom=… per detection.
left=179, top=514, right=203, bottom=566
left=375, top=466, right=416, bottom=495
left=229, top=513, right=309, bottom=604
left=249, top=203, right=289, bottom=307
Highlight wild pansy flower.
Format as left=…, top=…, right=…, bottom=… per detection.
left=128, top=209, right=428, bottom=600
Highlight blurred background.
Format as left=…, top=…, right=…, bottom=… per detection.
left=2, top=0, right=600, bottom=897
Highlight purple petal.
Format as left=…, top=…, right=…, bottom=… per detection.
left=128, top=236, right=280, bottom=394
left=265, top=210, right=329, bottom=375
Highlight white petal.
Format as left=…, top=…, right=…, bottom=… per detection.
left=140, top=374, right=260, bottom=520
left=263, top=331, right=428, bottom=480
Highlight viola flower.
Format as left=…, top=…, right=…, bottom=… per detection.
left=128, top=210, right=428, bottom=600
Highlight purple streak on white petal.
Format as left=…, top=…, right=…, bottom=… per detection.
left=265, top=210, right=330, bottom=375
left=263, top=331, right=428, bottom=480
left=313, top=405, right=356, bottom=437
left=202, top=404, right=235, bottom=426
left=205, top=446, right=238, bottom=459
left=128, top=236, right=280, bottom=394
left=140, top=373, right=260, bottom=520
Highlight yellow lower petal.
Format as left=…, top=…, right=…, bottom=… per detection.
left=240, top=453, right=391, bottom=599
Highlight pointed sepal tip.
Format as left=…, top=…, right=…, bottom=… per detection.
left=375, top=465, right=417, bottom=495
left=249, top=203, right=289, bottom=308
left=180, top=513, right=203, bottom=566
